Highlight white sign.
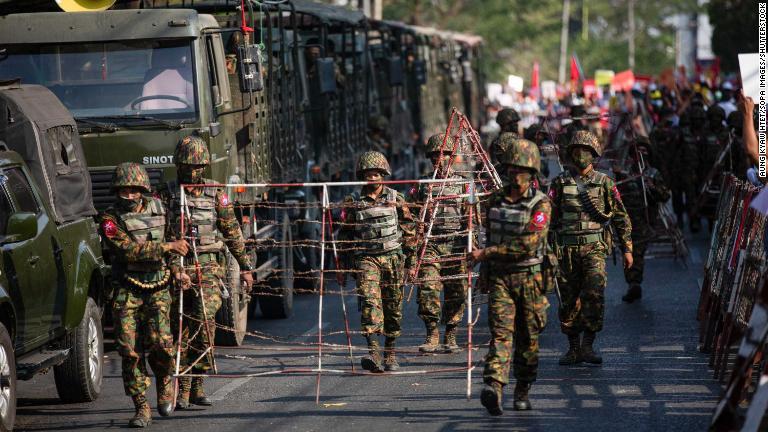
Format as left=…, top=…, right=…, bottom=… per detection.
left=486, top=83, right=504, bottom=103
left=739, top=53, right=763, bottom=102
left=507, top=74, right=524, bottom=93
left=541, top=80, right=557, bottom=100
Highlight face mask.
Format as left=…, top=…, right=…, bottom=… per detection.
left=508, top=171, right=532, bottom=193
left=118, top=196, right=142, bottom=212
left=179, top=166, right=205, bottom=184
left=571, top=149, right=593, bottom=170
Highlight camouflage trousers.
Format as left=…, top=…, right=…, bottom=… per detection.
left=355, top=251, right=404, bottom=338
left=624, top=225, right=651, bottom=285
left=557, top=241, right=608, bottom=335
left=483, top=269, right=549, bottom=386
left=113, top=285, right=174, bottom=397
left=417, top=241, right=468, bottom=327
left=173, top=261, right=224, bottom=373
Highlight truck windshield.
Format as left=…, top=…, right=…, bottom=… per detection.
left=0, top=39, right=198, bottom=122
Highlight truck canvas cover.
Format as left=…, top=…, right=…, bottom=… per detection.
left=0, top=82, right=96, bottom=224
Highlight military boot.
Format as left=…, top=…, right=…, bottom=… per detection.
left=558, top=334, right=582, bottom=365
left=513, top=381, right=532, bottom=411
left=361, top=336, right=384, bottom=373
left=480, top=380, right=503, bottom=416
left=175, top=376, right=191, bottom=410
left=580, top=331, right=603, bottom=364
left=129, top=394, right=152, bottom=428
left=383, top=337, right=399, bottom=372
left=156, top=375, right=174, bottom=417
left=443, top=324, right=461, bottom=353
left=622, top=284, right=642, bottom=303
left=418, top=323, right=440, bottom=353
left=190, top=377, right=212, bottom=406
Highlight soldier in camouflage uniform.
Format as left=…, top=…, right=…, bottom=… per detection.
left=163, top=135, right=254, bottom=409
left=648, top=107, right=678, bottom=191
left=614, top=137, right=670, bottom=303
left=367, top=115, right=391, bottom=155
left=489, top=108, right=521, bottom=168
left=676, top=105, right=707, bottom=232
left=409, top=134, right=469, bottom=354
left=473, top=138, right=551, bottom=416
left=549, top=131, right=633, bottom=366
left=340, top=151, right=416, bottom=372
left=98, top=163, right=190, bottom=428
left=697, top=105, right=731, bottom=224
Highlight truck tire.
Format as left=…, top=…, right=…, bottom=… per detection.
left=215, top=251, right=247, bottom=346
left=54, top=297, right=103, bottom=403
left=260, top=213, right=294, bottom=319
left=0, top=323, right=15, bottom=432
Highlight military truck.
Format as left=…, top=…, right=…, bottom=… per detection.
left=0, top=82, right=108, bottom=432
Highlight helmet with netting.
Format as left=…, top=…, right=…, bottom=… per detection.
left=425, top=133, right=455, bottom=155
left=496, top=108, right=520, bottom=127
left=111, top=162, right=151, bottom=192
left=368, top=115, right=390, bottom=132
left=174, top=135, right=210, bottom=165
left=356, top=151, right=391, bottom=178
left=568, top=130, right=602, bottom=156
left=500, top=138, right=541, bottom=174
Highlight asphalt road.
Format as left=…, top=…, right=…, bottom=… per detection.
left=14, top=229, right=720, bottom=432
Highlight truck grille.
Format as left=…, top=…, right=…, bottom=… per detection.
left=89, top=168, right=165, bottom=212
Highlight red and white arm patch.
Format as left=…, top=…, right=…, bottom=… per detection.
left=101, top=220, right=118, bottom=238
left=340, top=208, right=348, bottom=221
left=219, top=193, right=230, bottom=207
left=408, top=186, right=417, bottom=197
left=547, top=188, right=556, bottom=200
left=612, top=185, right=622, bottom=201
left=528, top=211, right=549, bottom=231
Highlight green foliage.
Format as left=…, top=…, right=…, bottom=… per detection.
left=708, top=0, right=759, bottom=73
left=384, top=0, right=696, bottom=82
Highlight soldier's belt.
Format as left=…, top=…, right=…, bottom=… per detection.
left=124, top=269, right=171, bottom=291
left=192, top=252, right=220, bottom=264
left=490, top=263, right=542, bottom=274
left=558, top=233, right=603, bottom=245
left=125, top=262, right=164, bottom=272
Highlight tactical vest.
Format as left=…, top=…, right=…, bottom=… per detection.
left=487, top=190, right=547, bottom=268
left=116, top=197, right=166, bottom=272
left=617, top=175, right=645, bottom=214
left=352, top=187, right=402, bottom=255
left=555, top=172, right=607, bottom=235
left=167, top=180, right=225, bottom=254
left=421, top=175, right=463, bottom=235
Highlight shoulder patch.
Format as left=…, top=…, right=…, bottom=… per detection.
left=409, top=186, right=417, bottom=197
left=219, top=193, right=230, bottom=206
left=101, top=220, right=118, bottom=238
left=528, top=211, right=548, bottom=231
left=612, top=185, right=622, bottom=201
left=547, top=188, right=556, bottom=200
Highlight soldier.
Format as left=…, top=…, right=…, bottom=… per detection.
left=489, top=108, right=521, bottom=168
left=697, top=105, right=731, bottom=224
left=367, top=115, right=391, bottom=155
left=164, top=135, right=254, bottom=409
left=472, top=138, right=551, bottom=416
left=98, top=163, right=189, bottom=428
left=614, top=137, right=670, bottom=303
left=648, top=106, right=678, bottom=187
left=677, top=105, right=707, bottom=232
left=340, top=151, right=416, bottom=372
left=409, top=133, right=469, bottom=354
left=550, top=131, right=633, bottom=366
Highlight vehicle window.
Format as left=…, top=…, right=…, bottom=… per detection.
left=0, top=39, right=198, bottom=121
left=206, top=34, right=231, bottom=107
left=4, top=167, right=39, bottom=214
left=0, top=180, right=11, bottom=235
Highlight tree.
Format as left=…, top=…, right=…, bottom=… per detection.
left=708, top=0, right=759, bottom=74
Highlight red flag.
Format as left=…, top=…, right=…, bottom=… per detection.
left=570, top=56, right=580, bottom=83
left=530, top=61, right=540, bottom=99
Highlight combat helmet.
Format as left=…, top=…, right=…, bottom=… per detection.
left=368, top=115, right=390, bottom=132
left=425, top=133, right=455, bottom=155
left=111, top=162, right=151, bottom=192
left=568, top=130, right=602, bottom=157
left=174, top=135, right=210, bottom=165
left=707, top=105, right=726, bottom=124
left=500, top=138, right=541, bottom=174
left=496, top=108, right=520, bottom=128
left=356, top=151, right=391, bottom=178
left=687, top=105, right=707, bottom=121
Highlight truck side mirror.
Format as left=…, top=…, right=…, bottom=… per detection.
left=413, top=59, right=427, bottom=85
left=237, top=43, right=263, bottom=93
left=462, top=60, right=474, bottom=83
left=3, top=212, right=36, bottom=244
left=316, top=57, right=337, bottom=94
left=387, top=56, right=404, bottom=86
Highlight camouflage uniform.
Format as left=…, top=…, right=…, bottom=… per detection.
left=163, top=136, right=253, bottom=407
left=409, top=134, right=469, bottom=353
left=98, top=163, right=175, bottom=426
left=697, top=106, right=731, bottom=221
left=550, top=131, right=632, bottom=365
left=489, top=108, right=521, bottom=169
left=480, top=138, right=550, bottom=415
left=648, top=112, right=678, bottom=193
left=340, top=151, right=416, bottom=372
left=615, top=140, right=670, bottom=302
left=676, top=106, right=707, bottom=231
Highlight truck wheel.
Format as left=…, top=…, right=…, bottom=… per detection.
left=260, top=213, right=294, bottom=319
left=54, top=297, right=103, bottom=403
left=215, top=251, right=247, bottom=346
left=0, top=323, right=16, bottom=432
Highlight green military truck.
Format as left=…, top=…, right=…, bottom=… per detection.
left=0, top=82, right=108, bottom=432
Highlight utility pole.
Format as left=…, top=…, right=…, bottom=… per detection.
left=628, top=0, right=635, bottom=69
left=558, top=0, right=571, bottom=84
